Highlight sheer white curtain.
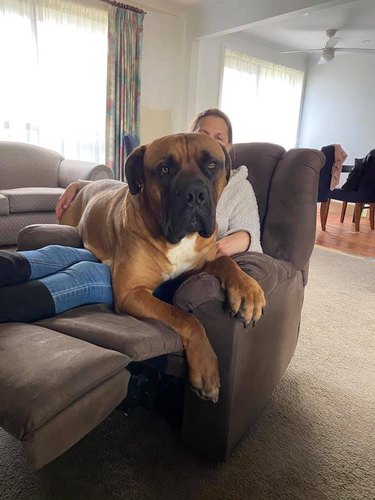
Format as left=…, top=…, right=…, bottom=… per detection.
left=0, top=0, right=107, bottom=162
left=220, top=49, right=304, bottom=149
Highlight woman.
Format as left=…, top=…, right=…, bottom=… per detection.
left=0, top=109, right=262, bottom=322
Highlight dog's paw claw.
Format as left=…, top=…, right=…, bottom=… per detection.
left=190, top=385, right=219, bottom=403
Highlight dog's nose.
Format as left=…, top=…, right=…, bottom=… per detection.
left=184, top=182, right=208, bottom=206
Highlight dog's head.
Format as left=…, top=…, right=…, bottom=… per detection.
left=125, top=133, right=231, bottom=244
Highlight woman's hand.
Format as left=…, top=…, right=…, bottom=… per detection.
left=55, top=181, right=80, bottom=221
left=216, top=231, right=250, bottom=257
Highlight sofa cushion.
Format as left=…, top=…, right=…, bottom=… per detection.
left=0, top=323, right=130, bottom=440
left=0, top=194, right=9, bottom=215
left=36, top=304, right=183, bottom=361
left=0, top=187, right=64, bottom=213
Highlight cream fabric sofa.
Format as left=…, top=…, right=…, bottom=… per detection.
left=0, top=141, right=113, bottom=245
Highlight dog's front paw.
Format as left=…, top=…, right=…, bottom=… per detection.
left=186, top=339, right=220, bottom=403
left=223, top=274, right=266, bottom=326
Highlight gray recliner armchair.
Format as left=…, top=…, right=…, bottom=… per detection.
left=0, top=142, right=324, bottom=468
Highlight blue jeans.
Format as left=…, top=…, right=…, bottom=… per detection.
left=18, top=245, right=182, bottom=316
left=20, top=245, right=113, bottom=314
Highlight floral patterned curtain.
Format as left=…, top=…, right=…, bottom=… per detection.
left=106, top=2, right=145, bottom=180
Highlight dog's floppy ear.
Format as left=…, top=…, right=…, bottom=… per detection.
left=218, top=142, right=232, bottom=182
left=125, top=145, right=146, bottom=195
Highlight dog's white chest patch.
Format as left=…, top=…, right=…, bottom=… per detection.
left=165, top=235, right=199, bottom=280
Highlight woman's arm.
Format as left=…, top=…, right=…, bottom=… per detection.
left=55, top=180, right=92, bottom=220
left=216, top=167, right=262, bottom=257
left=216, top=231, right=250, bottom=257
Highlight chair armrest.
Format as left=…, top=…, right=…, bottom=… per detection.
left=17, top=224, right=83, bottom=250
left=174, top=252, right=295, bottom=310
left=58, top=160, right=113, bottom=188
left=174, top=254, right=302, bottom=459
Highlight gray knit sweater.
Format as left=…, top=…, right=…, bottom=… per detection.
left=216, top=165, right=263, bottom=253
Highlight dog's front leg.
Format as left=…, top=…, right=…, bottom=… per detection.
left=202, top=256, right=266, bottom=326
left=117, top=288, right=220, bottom=403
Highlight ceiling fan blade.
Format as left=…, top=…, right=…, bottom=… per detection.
left=325, top=36, right=340, bottom=49
left=280, top=49, right=322, bottom=54
left=334, top=48, right=375, bottom=53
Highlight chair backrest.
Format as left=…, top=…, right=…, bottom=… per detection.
left=341, top=148, right=375, bottom=198
left=121, top=133, right=138, bottom=182
left=231, top=142, right=286, bottom=226
left=317, top=145, right=335, bottom=202
left=356, top=150, right=375, bottom=200
left=123, top=133, right=137, bottom=158
left=231, top=142, right=325, bottom=271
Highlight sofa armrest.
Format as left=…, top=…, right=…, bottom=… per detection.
left=58, top=159, right=113, bottom=188
left=0, top=193, right=9, bottom=215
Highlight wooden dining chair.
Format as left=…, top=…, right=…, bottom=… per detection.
left=318, top=146, right=375, bottom=231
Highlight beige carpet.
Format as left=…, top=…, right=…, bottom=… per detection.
left=0, top=246, right=374, bottom=500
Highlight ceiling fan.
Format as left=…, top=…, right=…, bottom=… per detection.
left=281, top=29, right=375, bottom=64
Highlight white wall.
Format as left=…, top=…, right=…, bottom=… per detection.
left=298, top=53, right=375, bottom=163
left=140, top=8, right=185, bottom=142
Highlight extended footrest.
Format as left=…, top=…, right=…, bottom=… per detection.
left=0, top=323, right=130, bottom=469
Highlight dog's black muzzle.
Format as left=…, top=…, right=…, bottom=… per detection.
left=162, top=176, right=216, bottom=244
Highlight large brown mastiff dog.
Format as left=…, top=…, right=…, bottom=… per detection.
left=60, top=133, right=265, bottom=402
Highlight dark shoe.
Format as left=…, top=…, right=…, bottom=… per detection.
left=0, top=251, right=31, bottom=286
left=0, top=280, right=55, bottom=323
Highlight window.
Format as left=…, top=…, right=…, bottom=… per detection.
left=0, top=0, right=107, bottom=162
left=220, top=48, right=304, bottom=149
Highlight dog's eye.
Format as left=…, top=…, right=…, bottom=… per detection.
left=208, top=161, right=216, bottom=170
left=159, top=165, right=170, bottom=175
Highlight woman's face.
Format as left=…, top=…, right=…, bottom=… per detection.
left=195, top=116, right=231, bottom=151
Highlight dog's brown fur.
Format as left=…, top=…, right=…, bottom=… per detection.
left=61, top=133, right=265, bottom=402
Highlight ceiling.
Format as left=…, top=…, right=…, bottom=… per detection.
left=145, top=0, right=375, bottom=58
left=240, top=0, right=375, bottom=55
